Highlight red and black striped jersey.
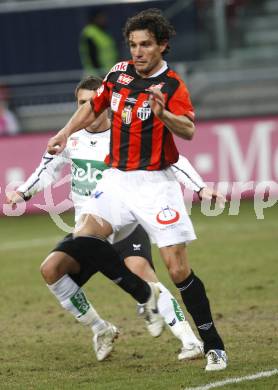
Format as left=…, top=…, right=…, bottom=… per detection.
left=91, top=60, right=195, bottom=171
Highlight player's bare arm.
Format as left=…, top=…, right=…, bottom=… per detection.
left=149, top=88, right=195, bottom=140
left=47, top=100, right=96, bottom=155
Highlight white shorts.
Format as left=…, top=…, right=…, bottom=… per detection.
left=79, top=168, right=196, bottom=247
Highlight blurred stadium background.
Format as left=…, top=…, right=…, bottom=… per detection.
left=1, top=2, right=278, bottom=389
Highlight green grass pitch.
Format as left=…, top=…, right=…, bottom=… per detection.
left=0, top=201, right=277, bottom=389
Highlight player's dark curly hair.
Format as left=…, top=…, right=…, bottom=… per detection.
left=74, top=76, right=102, bottom=97
left=123, top=8, right=176, bottom=55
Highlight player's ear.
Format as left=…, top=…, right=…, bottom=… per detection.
left=159, top=40, right=168, bottom=54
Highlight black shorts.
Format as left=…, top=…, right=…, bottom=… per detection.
left=52, top=225, right=153, bottom=287
left=52, top=233, right=99, bottom=287
left=113, top=224, right=153, bottom=269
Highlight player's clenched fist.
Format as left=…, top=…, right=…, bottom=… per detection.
left=199, top=187, right=226, bottom=209
left=47, top=130, right=68, bottom=155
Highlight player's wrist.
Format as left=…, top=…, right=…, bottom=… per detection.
left=22, top=192, right=32, bottom=201
left=17, top=190, right=32, bottom=201
left=197, top=187, right=206, bottom=200
left=158, top=108, right=169, bottom=121
left=59, top=128, right=70, bottom=138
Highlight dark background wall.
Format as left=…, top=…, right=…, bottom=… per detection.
left=0, top=1, right=198, bottom=75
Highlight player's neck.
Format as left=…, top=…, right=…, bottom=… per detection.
left=86, top=118, right=111, bottom=133
left=137, top=60, right=167, bottom=78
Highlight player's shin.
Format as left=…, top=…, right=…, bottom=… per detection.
left=175, top=271, right=225, bottom=354
left=47, top=274, right=107, bottom=333
left=60, top=236, right=164, bottom=336
left=72, top=236, right=152, bottom=303
left=155, top=282, right=201, bottom=348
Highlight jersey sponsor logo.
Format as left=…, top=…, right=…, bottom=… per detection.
left=96, top=84, right=104, bottom=97
left=111, top=92, right=122, bottom=112
left=117, top=73, right=134, bottom=85
left=71, top=159, right=108, bottom=196
left=137, top=101, right=151, bottom=121
left=145, top=82, right=165, bottom=92
left=110, top=61, right=128, bottom=73
left=121, top=105, right=132, bottom=125
left=90, top=140, right=97, bottom=147
left=156, top=206, right=180, bottom=225
left=133, top=243, right=141, bottom=251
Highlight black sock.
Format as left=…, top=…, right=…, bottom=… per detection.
left=71, top=236, right=151, bottom=304
left=175, top=271, right=225, bottom=353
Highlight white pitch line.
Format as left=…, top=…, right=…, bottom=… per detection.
left=0, top=236, right=61, bottom=251
left=184, top=368, right=278, bottom=390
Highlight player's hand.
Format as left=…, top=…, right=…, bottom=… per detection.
left=149, top=87, right=165, bottom=118
left=47, top=130, right=67, bottom=155
left=6, top=190, right=25, bottom=205
left=198, top=187, right=226, bottom=209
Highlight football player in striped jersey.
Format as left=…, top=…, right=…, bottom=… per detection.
left=46, top=9, right=228, bottom=371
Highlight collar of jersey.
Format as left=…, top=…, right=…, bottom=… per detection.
left=134, top=60, right=168, bottom=79
left=147, top=60, right=168, bottom=78
left=84, top=127, right=111, bottom=135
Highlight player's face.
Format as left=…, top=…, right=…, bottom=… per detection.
left=77, top=88, right=108, bottom=132
left=77, top=88, right=95, bottom=109
left=129, top=30, right=167, bottom=77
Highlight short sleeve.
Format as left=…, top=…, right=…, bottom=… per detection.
left=168, top=81, right=195, bottom=121
left=91, top=81, right=110, bottom=115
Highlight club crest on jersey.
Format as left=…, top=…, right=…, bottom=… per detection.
left=121, top=105, right=132, bottom=125
left=111, top=92, right=121, bottom=112
left=137, top=101, right=151, bottom=121
left=117, top=73, right=134, bottom=85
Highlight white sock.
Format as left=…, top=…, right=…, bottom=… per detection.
left=47, top=274, right=107, bottom=333
left=156, top=282, right=200, bottom=348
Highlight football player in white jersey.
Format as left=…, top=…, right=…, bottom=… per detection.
left=7, top=76, right=224, bottom=362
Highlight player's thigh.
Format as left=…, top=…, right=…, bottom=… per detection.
left=159, top=244, right=191, bottom=283
left=76, top=176, right=135, bottom=237
left=75, top=213, right=113, bottom=238
left=113, top=224, right=153, bottom=262
left=113, top=223, right=157, bottom=282
left=124, top=256, right=158, bottom=282
left=40, top=251, right=80, bottom=284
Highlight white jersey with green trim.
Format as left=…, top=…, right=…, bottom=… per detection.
left=17, top=128, right=206, bottom=222
left=17, top=129, right=111, bottom=222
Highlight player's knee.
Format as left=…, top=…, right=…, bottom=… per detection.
left=168, top=263, right=188, bottom=283
left=163, top=246, right=190, bottom=282
left=40, top=256, right=64, bottom=284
